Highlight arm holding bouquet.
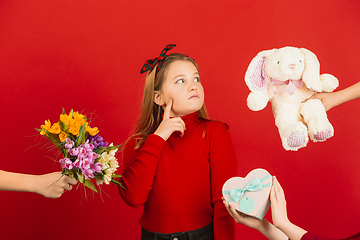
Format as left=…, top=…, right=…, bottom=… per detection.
left=0, top=170, right=76, bottom=198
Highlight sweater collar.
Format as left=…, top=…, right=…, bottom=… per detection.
left=166, top=111, right=200, bottom=127
left=179, top=112, right=200, bottom=126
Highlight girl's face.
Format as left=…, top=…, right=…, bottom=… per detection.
left=155, top=60, right=204, bottom=117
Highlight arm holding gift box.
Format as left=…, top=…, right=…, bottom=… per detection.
left=0, top=170, right=77, bottom=198
left=224, top=177, right=360, bottom=240
left=223, top=198, right=288, bottom=240
left=309, top=81, right=360, bottom=111
left=271, top=177, right=360, bottom=240
left=270, top=176, right=307, bottom=240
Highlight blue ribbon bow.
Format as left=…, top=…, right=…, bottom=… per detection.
left=223, top=174, right=272, bottom=203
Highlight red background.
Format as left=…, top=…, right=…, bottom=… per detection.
left=0, top=1, right=359, bottom=239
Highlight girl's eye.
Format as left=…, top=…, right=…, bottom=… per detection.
left=277, top=61, right=280, bottom=64
left=194, top=77, right=200, bottom=82
left=176, top=79, right=185, bottom=84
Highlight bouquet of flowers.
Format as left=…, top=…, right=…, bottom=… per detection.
left=36, top=108, right=123, bottom=192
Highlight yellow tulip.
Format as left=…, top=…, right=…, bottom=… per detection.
left=49, top=122, right=61, bottom=134
left=40, top=120, right=51, bottom=135
left=87, top=126, right=99, bottom=136
left=59, top=131, right=67, bottom=142
left=73, top=111, right=85, bottom=121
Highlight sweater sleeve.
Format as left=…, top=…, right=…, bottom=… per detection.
left=208, top=122, right=237, bottom=240
left=301, top=232, right=360, bottom=240
left=118, top=134, right=166, bottom=208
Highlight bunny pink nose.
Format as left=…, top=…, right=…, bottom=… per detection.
left=288, top=64, right=296, bottom=69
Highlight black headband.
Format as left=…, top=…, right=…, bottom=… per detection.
left=140, top=44, right=176, bottom=74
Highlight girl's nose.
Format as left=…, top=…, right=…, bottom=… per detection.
left=288, top=64, right=296, bottom=69
left=189, top=83, right=197, bottom=91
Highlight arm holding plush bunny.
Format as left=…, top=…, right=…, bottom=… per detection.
left=310, top=81, right=360, bottom=111
left=224, top=177, right=360, bottom=240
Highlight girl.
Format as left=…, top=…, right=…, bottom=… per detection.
left=118, top=44, right=237, bottom=239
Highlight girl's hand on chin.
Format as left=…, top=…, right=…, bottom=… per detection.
left=154, top=99, right=186, bottom=141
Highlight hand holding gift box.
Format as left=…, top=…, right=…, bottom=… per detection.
left=222, top=168, right=272, bottom=220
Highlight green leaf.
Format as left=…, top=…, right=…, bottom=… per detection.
left=76, top=171, right=85, bottom=183
left=62, top=108, right=66, bottom=115
left=112, top=173, right=122, bottom=178
left=110, top=178, right=125, bottom=189
left=84, top=179, right=98, bottom=192
left=75, top=124, right=86, bottom=147
left=98, top=144, right=121, bottom=154
left=41, top=128, right=65, bottom=156
left=93, top=172, right=104, bottom=180
left=58, top=119, right=69, bottom=135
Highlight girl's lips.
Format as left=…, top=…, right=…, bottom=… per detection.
left=188, top=95, right=200, bottom=100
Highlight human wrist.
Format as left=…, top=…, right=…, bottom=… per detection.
left=278, top=220, right=307, bottom=240
left=275, top=218, right=292, bottom=231
left=258, top=219, right=289, bottom=240
left=27, top=174, right=41, bottom=194
left=256, top=218, right=270, bottom=232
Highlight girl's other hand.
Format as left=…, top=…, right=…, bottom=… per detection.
left=154, top=99, right=186, bottom=141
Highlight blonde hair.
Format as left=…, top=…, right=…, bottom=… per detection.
left=130, top=53, right=209, bottom=149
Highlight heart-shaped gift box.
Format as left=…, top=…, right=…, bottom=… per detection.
left=222, top=168, right=272, bottom=220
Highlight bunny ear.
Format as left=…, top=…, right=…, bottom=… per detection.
left=249, top=56, right=270, bottom=91
left=300, top=48, right=322, bottom=92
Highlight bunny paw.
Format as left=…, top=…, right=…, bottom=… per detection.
left=287, top=131, right=306, bottom=148
left=313, top=130, right=331, bottom=141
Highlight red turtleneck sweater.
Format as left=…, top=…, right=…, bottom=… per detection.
left=118, top=112, right=237, bottom=239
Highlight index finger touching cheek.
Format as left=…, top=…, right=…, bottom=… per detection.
left=163, top=99, right=173, bottom=119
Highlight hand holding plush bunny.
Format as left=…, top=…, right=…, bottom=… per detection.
left=245, top=47, right=338, bottom=151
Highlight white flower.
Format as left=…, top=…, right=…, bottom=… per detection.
left=99, top=143, right=119, bottom=185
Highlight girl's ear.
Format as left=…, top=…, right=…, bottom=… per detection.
left=154, top=91, right=165, bottom=106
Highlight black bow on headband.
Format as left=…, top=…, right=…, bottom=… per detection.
left=140, top=44, right=176, bottom=74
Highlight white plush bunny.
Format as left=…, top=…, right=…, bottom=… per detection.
left=245, top=46, right=339, bottom=151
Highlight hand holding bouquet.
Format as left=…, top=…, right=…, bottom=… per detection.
left=37, top=109, right=123, bottom=192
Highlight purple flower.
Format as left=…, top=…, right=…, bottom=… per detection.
left=73, top=159, right=81, bottom=169
left=88, top=152, right=99, bottom=160
left=59, top=158, right=73, bottom=170
left=69, top=147, right=79, bottom=156
left=83, top=168, right=94, bottom=179
left=77, top=147, right=87, bottom=157
left=81, top=157, right=93, bottom=170
left=64, top=138, right=74, bottom=149
left=88, top=133, right=108, bottom=148
left=84, top=140, right=95, bottom=151
left=93, top=162, right=103, bottom=173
